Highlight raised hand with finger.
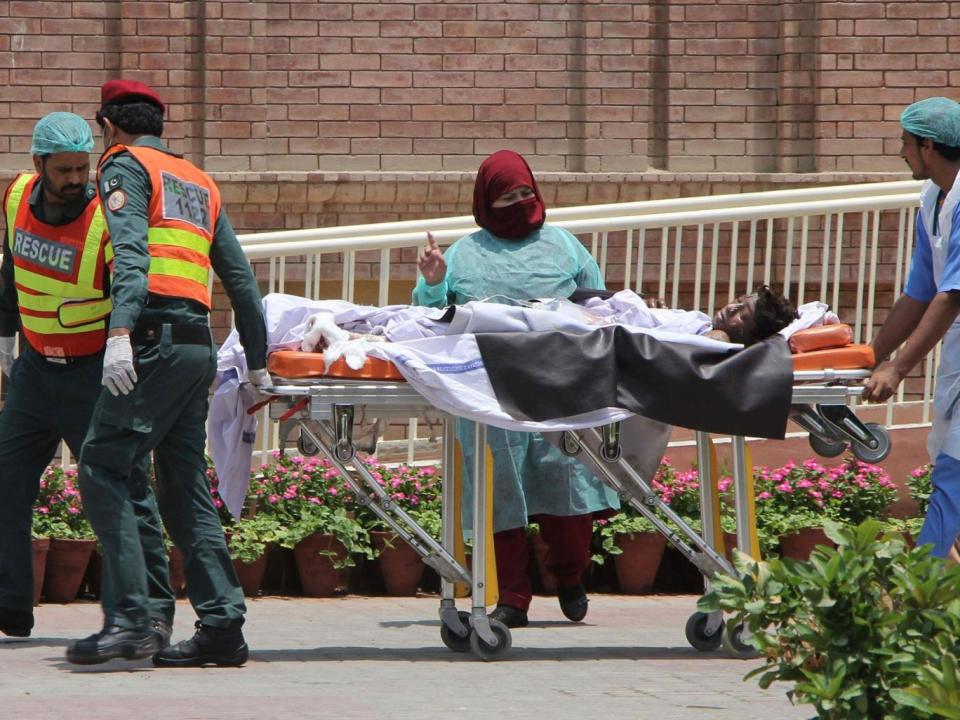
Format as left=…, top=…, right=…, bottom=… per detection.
left=417, top=232, right=446, bottom=286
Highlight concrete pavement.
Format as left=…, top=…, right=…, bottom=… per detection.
left=0, top=594, right=809, bottom=720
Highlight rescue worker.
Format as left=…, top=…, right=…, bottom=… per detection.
left=413, top=150, right=618, bottom=628
left=864, top=96, right=960, bottom=558
left=66, top=80, right=269, bottom=666
left=0, top=112, right=173, bottom=642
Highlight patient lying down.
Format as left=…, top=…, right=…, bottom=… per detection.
left=295, top=285, right=816, bottom=372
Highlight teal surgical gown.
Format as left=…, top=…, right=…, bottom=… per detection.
left=412, top=225, right=620, bottom=532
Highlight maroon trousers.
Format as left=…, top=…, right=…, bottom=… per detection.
left=493, top=514, right=593, bottom=612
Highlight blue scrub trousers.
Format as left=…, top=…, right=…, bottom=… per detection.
left=917, top=452, right=960, bottom=558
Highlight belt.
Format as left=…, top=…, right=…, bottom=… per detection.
left=27, top=347, right=102, bottom=367
left=130, top=324, right=211, bottom=346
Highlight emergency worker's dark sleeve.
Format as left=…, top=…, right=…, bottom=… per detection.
left=0, top=229, right=20, bottom=336
left=99, top=155, right=152, bottom=331
left=210, top=211, right=267, bottom=370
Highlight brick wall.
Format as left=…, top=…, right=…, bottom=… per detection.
left=0, top=1, right=955, bottom=176
left=0, top=0, right=947, bottom=348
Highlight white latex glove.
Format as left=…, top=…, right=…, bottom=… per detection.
left=0, top=336, right=15, bottom=377
left=247, top=367, right=273, bottom=389
left=102, top=334, right=137, bottom=396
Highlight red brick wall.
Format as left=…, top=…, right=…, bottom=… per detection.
left=0, top=1, right=955, bottom=176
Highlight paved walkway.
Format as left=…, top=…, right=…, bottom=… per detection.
left=1, top=595, right=809, bottom=720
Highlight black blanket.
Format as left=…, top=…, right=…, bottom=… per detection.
left=476, top=327, right=794, bottom=439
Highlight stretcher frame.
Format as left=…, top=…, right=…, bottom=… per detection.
left=261, top=359, right=889, bottom=660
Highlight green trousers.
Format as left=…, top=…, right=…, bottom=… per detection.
left=79, top=325, right=245, bottom=631
left=0, top=348, right=173, bottom=626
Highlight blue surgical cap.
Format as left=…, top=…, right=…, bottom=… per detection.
left=30, top=112, right=94, bottom=156
left=900, top=97, right=960, bottom=147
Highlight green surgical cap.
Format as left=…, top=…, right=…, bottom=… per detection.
left=900, top=97, right=960, bottom=147
left=30, top=112, right=94, bottom=156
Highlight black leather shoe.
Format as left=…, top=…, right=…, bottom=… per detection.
left=150, top=618, right=173, bottom=650
left=0, top=607, right=33, bottom=638
left=558, top=584, right=589, bottom=622
left=489, top=604, right=529, bottom=628
left=152, top=620, right=248, bottom=667
left=65, top=626, right=159, bottom=665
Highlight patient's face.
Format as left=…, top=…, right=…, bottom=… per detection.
left=714, top=295, right=758, bottom=344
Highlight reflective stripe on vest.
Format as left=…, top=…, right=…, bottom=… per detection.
left=99, top=144, right=220, bottom=309
left=3, top=173, right=111, bottom=356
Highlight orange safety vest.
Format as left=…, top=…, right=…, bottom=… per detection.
left=2, top=173, right=112, bottom=358
left=99, top=144, right=220, bottom=309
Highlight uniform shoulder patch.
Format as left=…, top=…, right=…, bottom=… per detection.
left=101, top=175, right=123, bottom=195
left=106, top=189, right=127, bottom=212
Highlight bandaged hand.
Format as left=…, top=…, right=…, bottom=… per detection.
left=102, top=334, right=137, bottom=396
left=0, top=336, right=15, bottom=376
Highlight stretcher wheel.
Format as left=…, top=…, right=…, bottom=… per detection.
left=598, top=442, right=622, bottom=463
left=469, top=619, right=512, bottom=661
left=807, top=432, right=846, bottom=458
left=297, top=433, right=320, bottom=457
left=334, top=441, right=355, bottom=462
left=684, top=611, right=724, bottom=652
left=440, top=610, right=472, bottom=653
left=559, top=432, right=581, bottom=457
left=850, top=423, right=891, bottom=463
left=721, top=622, right=757, bottom=659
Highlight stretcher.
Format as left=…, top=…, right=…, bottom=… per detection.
left=259, top=323, right=888, bottom=660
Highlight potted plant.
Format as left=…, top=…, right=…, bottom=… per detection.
left=700, top=520, right=960, bottom=719
left=251, top=452, right=372, bottom=597
left=32, top=465, right=95, bottom=603
left=359, top=459, right=440, bottom=596
left=754, top=457, right=897, bottom=560
left=594, top=510, right=665, bottom=594
left=226, top=514, right=288, bottom=596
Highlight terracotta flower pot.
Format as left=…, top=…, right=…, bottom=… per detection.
left=31, top=538, right=50, bottom=606
left=372, top=531, right=424, bottom=596
left=779, top=527, right=834, bottom=561
left=168, top=546, right=187, bottom=598
left=613, top=532, right=667, bottom=594
left=43, top=538, right=95, bottom=603
left=233, top=548, right=271, bottom=597
left=529, top=531, right=558, bottom=594
left=293, top=533, right=346, bottom=597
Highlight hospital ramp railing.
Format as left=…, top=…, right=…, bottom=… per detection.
left=236, top=179, right=928, bottom=461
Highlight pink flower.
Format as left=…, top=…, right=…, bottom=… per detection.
left=756, top=491, right=772, bottom=500
left=268, top=494, right=280, bottom=504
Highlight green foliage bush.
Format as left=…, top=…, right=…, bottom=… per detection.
left=699, top=520, right=960, bottom=719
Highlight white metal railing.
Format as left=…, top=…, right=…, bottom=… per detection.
left=237, top=180, right=928, bottom=458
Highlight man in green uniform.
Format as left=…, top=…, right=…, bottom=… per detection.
left=0, top=112, right=174, bottom=642
left=66, top=81, right=269, bottom=667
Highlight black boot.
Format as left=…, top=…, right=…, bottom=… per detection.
left=489, top=604, right=529, bottom=628
left=152, top=620, right=248, bottom=667
left=558, top=583, right=589, bottom=622
left=0, top=607, right=33, bottom=638
left=65, top=626, right=159, bottom=665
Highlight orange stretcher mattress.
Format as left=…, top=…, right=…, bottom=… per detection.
left=791, top=344, right=874, bottom=372
left=267, top=350, right=405, bottom=381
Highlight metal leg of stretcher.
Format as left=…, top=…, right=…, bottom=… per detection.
left=300, top=421, right=472, bottom=588
left=571, top=426, right=734, bottom=579
left=438, top=416, right=470, bottom=643
left=285, top=404, right=508, bottom=658
left=690, top=432, right=724, bottom=648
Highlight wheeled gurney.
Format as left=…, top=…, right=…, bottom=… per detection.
left=258, top=324, right=888, bottom=660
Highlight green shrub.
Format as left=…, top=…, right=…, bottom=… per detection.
left=699, top=519, right=960, bottom=719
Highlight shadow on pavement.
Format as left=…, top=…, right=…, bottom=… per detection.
left=250, top=645, right=727, bottom=662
